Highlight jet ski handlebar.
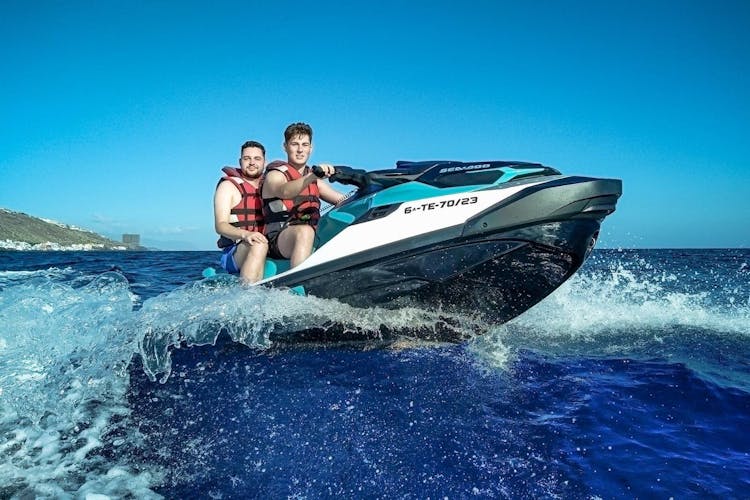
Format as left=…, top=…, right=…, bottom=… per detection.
left=312, top=165, right=371, bottom=190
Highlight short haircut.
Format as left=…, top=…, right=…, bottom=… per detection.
left=284, top=122, right=313, bottom=143
left=240, top=140, right=266, bottom=156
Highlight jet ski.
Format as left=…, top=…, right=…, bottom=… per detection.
left=259, top=160, right=622, bottom=327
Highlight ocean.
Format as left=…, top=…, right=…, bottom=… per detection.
left=1, top=249, right=748, bottom=498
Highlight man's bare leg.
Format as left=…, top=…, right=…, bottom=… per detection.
left=235, top=241, right=268, bottom=283
left=276, top=225, right=315, bottom=268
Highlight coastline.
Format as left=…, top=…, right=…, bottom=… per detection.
left=0, top=240, right=130, bottom=251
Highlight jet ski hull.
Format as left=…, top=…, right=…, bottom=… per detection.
left=263, top=171, right=620, bottom=331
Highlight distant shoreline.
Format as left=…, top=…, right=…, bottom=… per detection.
left=0, top=241, right=148, bottom=251
left=1, top=208, right=141, bottom=250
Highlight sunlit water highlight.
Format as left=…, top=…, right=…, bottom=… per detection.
left=1, top=249, right=748, bottom=498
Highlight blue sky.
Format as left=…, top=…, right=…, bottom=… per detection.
left=1, top=0, right=748, bottom=249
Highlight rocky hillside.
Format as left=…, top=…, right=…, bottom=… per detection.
left=0, top=208, right=131, bottom=250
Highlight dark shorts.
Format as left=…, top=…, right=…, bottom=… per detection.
left=266, top=223, right=316, bottom=260
left=267, top=232, right=286, bottom=260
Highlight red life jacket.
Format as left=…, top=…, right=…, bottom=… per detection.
left=216, top=166, right=264, bottom=249
left=262, top=161, right=321, bottom=240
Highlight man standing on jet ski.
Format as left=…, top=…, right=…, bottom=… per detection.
left=262, top=122, right=346, bottom=268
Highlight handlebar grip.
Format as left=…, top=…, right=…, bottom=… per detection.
left=312, top=165, right=326, bottom=178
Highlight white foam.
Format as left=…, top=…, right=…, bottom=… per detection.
left=0, top=271, right=158, bottom=497
left=135, top=278, right=482, bottom=381
left=512, top=260, right=750, bottom=338
left=468, top=255, right=750, bottom=387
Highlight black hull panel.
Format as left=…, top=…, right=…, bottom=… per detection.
left=288, top=218, right=600, bottom=326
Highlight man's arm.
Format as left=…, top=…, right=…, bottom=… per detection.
left=318, top=180, right=346, bottom=205
left=262, top=169, right=317, bottom=200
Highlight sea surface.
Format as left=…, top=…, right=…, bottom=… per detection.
left=1, top=249, right=748, bottom=499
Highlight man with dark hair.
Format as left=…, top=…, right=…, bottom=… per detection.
left=262, top=123, right=345, bottom=267
left=213, top=140, right=268, bottom=283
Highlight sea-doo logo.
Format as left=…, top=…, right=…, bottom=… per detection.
left=438, top=163, right=490, bottom=174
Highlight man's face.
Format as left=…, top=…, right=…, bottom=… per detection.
left=284, top=134, right=312, bottom=168
left=239, top=146, right=265, bottom=179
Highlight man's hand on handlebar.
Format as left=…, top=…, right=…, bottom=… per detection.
left=312, top=164, right=336, bottom=178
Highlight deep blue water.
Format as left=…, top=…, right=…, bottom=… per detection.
left=1, top=249, right=748, bottom=498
